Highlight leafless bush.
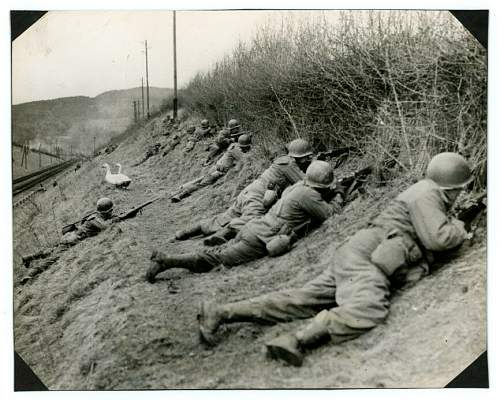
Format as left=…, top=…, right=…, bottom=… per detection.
left=181, top=11, right=486, bottom=189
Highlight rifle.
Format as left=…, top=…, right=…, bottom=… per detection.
left=61, top=196, right=163, bottom=234
left=317, top=146, right=357, bottom=161
left=113, top=196, right=163, bottom=222
left=338, top=166, right=373, bottom=199
left=62, top=211, right=97, bottom=235
left=456, top=191, right=487, bottom=232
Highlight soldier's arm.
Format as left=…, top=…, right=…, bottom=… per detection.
left=299, top=189, right=332, bottom=223
left=77, top=218, right=104, bottom=238
left=408, top=189, right=468, bottom=252
left=282, top=163, right=305, bottom=185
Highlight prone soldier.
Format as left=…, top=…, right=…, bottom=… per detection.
left=172, top=139, right=321, bottom=246
left=171, top=134, right=252, bottom=203
left=203, top=119, right=246, bottom=165
left=20, top=198, right=117, bottom=285
left=146, top=160, right=343, bottom=283
left=196, top=152, right=476, bottom=366
left=183, top=119, right=213, bottom=153
left=162, top=131, right=181, bottom=157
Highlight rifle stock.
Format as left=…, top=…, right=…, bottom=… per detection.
left=61, top=211, right=96, bottom=235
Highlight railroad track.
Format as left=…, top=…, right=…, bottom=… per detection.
left=13, top=160, right=77, bottom=196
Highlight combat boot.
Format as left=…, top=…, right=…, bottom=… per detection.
left=197, top=301, right=224, bottom=346
left=175, top=223, right=203, bottom=241
left=265, top=321, right=330, bottom=367
left=197, top=299, right=268, bottom=346
left=171, top=189, right=192, bottom=203
left=146, top=251, right=215, bottom=283
left=145, top=250, right=171, bottom=283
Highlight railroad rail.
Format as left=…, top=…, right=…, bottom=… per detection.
left=13, top=160, right=77, bottom=196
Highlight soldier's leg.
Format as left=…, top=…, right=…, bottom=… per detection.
left=146, top=230, right=266, bottom=283
left=309, top=229, right=390, bottom=343
left=21, top=248, right=53, bottom=268
left=20, top=252, right=62, bottom=285
left=204, top=144, right=220, bottom=163
left=174, top=222, right=204, bottom=241
left=198, top=266, right=338, bottom=345
left=203, top=201, right=242, bottom=246
left=266, top=228, right=390, bottom=365
left=228, top=182, right=267, bottom=232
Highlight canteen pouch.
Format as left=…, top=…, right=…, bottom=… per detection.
left=266, top=235, right=291, bottom=257
left=371, top=230, right=423, bottom=276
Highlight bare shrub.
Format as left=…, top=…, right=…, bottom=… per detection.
left=181, top=11, right=486, bottom=189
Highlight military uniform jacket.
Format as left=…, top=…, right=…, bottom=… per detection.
left=369, top=179, right=467, bottom=277
left=257, top=155, right=305, bottom=193
left=214, top=130, right=232, bottom=148
left=245, top=180, right=332, bottom=243
left=76, top=213, right=113, bottom=239
left=193, top=126, right=211, bottom=140
left=215, top=142, right=245, bottom=173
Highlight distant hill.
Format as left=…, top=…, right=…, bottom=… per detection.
left=12, top=87, right=173, bottom=153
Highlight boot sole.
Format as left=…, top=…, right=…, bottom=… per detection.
left=266, top=344, right=303, bottom=367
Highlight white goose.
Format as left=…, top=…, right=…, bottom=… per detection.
left=102, top=162, right=131, bottom=188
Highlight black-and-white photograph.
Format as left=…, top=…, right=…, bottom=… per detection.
left=8, top=5, right=488, bottom=391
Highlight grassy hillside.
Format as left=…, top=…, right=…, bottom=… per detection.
left=13, top=114, right=486, bottom=389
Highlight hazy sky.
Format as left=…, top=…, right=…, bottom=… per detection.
left=12, top=10, right=338, bottom=104
left=12, top=10, right=465, bottom=105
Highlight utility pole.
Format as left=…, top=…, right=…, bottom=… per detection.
left=145, top=40, right=150, bottom=119
left=133, top=101, right=137, bottom=122
left=93, top=136, right=96, bottom=157
left=173, top=10, right=178, bottom=120
left=38, top=143, right=42, bottom=168
left=141, top=77, right=145, bottom=119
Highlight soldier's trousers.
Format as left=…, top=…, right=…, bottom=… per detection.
left=219, top=228, right=392, bottom=344
left=21, top=245, right=68, bottom=283
left=200, top=180, right=268, bottom=235
left=183, top=139, right=196, bottom=153
left=206, top=144, right=225, bottom=163
left=179, top=169, right=225, bottom=197
left=200, top=227, right=268, bottom=268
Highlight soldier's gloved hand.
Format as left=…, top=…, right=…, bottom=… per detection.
left=112, top=216, right=122, bottom=224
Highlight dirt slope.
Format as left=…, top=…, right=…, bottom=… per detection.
left=13, top=114, right=486, bottom=389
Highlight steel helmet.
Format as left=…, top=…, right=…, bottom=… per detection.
left=288, top=139, right=313, bottom=158
left=201, top=119, right=209, bottom=129
left=228, top=119, right=240, bottom=129
left=426, top=152, right=472, bottom=189
left=238, top=134, right=251, bottom=148
left=305, top=160, right=334, bottom=189
left=97, top=197, right=114, bottom=213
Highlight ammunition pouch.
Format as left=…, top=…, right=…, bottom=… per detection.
left=370, top=229, right=423, bottom=276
